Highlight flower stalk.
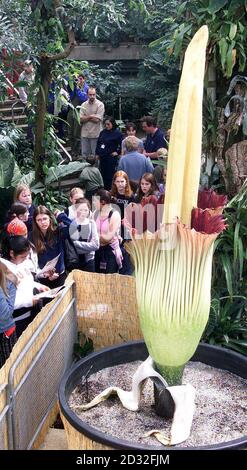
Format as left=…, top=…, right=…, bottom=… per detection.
left=163, top=25, right=208, bottom=226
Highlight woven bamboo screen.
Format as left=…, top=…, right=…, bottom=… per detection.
left=0, top=283, right=74, bottom=449
left=73, top=271, right=142, bottom=350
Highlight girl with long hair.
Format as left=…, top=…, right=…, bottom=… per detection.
left=31, top=206, right=69, bottom=288
left=131, top=173, right=159, bottom=234
left=111, top=171, right=134, bottom=219
left=1, top=236, right=49, bottom=338
left=135, top=173, right=159, bottom=204
left=111, top=171, right=135, bottom=275
left=14, top=183, right=36, bottom=232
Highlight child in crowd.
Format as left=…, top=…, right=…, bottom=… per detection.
left=3, top=218, right=52, bottom=282
left=6, top=217, right=28, bottom=238
left=6, top=202, right=29, bottom=226
left=14, top=184, right=36, bottom=232
left=0, top=262, right=17, bottom=367
left=1, top=236, right=49, bottom=338
left=111, top=171, right=135, bottom=275
left=65, top=187, right=85, bottom=220
left=121, top=122, right=144, bottom=155
left=132, top=173, right=159, bottom=234
left=135, top=173, right=159, bottom=204
left=93, top=189, right=122, bottom=274
left=58, top=198, right=99, bottom=273
left=111, top=171, right=135, bottom=222
left=30, top=206, right=69, bottom=288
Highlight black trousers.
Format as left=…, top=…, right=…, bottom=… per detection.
left=0, top=330, right=17, bottom=367
left=13, top=307, right=32, bottom=339
left=99, top=155, right=118, bottom=190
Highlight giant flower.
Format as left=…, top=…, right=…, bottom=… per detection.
left=78, top=26, right=228, bottom=446
left=125, top=26, right=227, bottom=386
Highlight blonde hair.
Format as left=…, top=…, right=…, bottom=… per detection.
left=124, top=136, right=139, bottom=152
left=0, top=262, right=18, bottom=295
left=14, top=183, right=31, bottom=202
left=69, top=187, right=85, bottom=199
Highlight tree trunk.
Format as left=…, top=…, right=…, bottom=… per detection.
left=34, top=56, right=52, bottom=182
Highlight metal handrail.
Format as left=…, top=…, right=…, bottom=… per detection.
left=1, top=70, right=72, bottom=162
left=0, top=69, right=20, bottom=98
left=11, top=99, right=25, bottom=123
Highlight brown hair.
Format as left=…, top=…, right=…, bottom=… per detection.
left=32, top=206, right=57, bottom=254
left=8, top=202, right=28, bottom=220
left=141, top=115, right=157, bottom=128
left=95, top=189, right=112, bottom=204
left=136, top=173, right=158, bottom=201
left=74, top=197, right=91, bottom=211
left=14, top=184, right=31, bottom=202
left=111, top=171, right=133, bottom=198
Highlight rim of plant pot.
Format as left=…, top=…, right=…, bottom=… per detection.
left=59, top=340, right=247, bottom=450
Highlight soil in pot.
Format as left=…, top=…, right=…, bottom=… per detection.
left=69, top=359, right=247, bottom=448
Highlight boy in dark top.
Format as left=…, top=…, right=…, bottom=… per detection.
left=141, top=115, right=167, bottom=160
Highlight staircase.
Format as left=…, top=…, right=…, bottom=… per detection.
left=0, top=97, right=72, bottom=164
left=0, top=98, right=28, bottom=131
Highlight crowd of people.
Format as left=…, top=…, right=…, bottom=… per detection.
left=0, top=64, right=171, bottom=367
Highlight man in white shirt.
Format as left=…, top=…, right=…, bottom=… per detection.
left=80, top=87, right=105, bottom=158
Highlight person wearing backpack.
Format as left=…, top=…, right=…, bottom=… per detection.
left=78, top=155, right=104, bottom=202
left=58, top=198, right=99, bottom=273
left=93, top=189, right=122, bottom=274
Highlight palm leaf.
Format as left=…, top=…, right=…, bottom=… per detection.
left=220, top=253, right=233, bottom=298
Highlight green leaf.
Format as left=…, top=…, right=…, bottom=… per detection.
left=11, top=161, right=22, bottom=187
left=238, top=238, right=244, bottom=280
left=43, top=164, right=49, bottom=175
left=20, top=171, right=35, bottom=188
left=31, top=181, right=45, bottom=195
left=208, top=0, right=228, bottom=14
left=218, top=38, right=228, bottom=70
left=48, top=18, right=56, bottom=27
left=45, top=161, right=86, bottom=184
left=226, top=42, right=235, bottom=77
left=229, top=23, right=237, bottom=40
left=220, top=253, right=233, bottom=298
left=0, top=149, right=15, bottom=188
left=233, top=221, right=240, bottom=265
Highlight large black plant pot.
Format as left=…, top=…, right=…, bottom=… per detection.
left=59, top=341, right=247, bottom=450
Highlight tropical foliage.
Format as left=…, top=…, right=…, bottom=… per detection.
left=204, top=181, right=247, bottom=354
left=155, top=0, right=247, bottom=78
